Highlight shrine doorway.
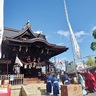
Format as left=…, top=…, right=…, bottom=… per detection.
left=20, top=67, right=42, bottom=78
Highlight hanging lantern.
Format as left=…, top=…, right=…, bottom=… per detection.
left=47, top=49, right=49, bottom=54
left=26, top=46, right=28, bottom=52
left=19, top=46, right=22, bottom=52
left=41, top=49, right=44, bottom=53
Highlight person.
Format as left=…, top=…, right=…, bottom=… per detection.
left=72, top=73, right=78, bottom=84
left=77, top=72, right=87, bottom=95
left=85, top=70, right=96, bottom=93
left=41, top=72, right=46, bottom=80
left=45, top=72, right=52, bottom=94
left=51, top=73, right=59, bottom=96
left=93, top=70, right=96, bottom=81
left=38, top=72, right=41, bottom=79
left=61, top=71, right=70, bottom=85
left=57, top=74, right=60, bottom=81
left=13, top=63, right=20, bottom=74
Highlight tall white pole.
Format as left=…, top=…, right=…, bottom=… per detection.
left=0, top=0, right=4, bottom=58
left=64, top=0, right=82, bottom=67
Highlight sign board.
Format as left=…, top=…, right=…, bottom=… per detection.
left=0, top=88, right=11, bottom=96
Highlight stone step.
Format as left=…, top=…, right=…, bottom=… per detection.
left=23, top=78, right=44, bottom=84
left=21, top=83, right=46, bottom=96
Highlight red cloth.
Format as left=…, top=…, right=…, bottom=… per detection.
left=0, top=88, right=11, bottom=96
left=93, top=73, right=96, bottom=81
left=85, top=72, right=96, bottom=89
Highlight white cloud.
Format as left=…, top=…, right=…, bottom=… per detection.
left=34, top=30, right=43, bottom=34
left=34, top=30, right=50, bottom=40
left=57, top=43, right=65, bottom=45
left=57, top=30, right=89, bottom=38
left=75, top=31, right=89, bottom=38
left=57, top=30, right=69, bottom=37
left=92, top=26, right=96, bottom=31
left=57, top=30, right=90, bottom=43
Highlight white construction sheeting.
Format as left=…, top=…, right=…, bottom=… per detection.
left=0, top=0, right=4, bottom=58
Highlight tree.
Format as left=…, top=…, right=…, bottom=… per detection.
left=86, top=56, right=96, bottom=67
left=94, top=57, right=96, bottom=63
left=90, top=29, right=96, bottom=51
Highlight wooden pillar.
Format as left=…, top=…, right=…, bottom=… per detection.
left=7, top=62, right=8, bottom=75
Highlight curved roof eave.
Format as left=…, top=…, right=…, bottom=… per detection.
left=4, top=37, right=68, bottom=50
left=9, top=26, right=36, bottom=39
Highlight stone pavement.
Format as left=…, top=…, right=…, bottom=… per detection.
left=42, top=81, right=96, bottom=96
left=86, top=92, right=96, bottom=96
left=42, top=92, right=96, bottom=96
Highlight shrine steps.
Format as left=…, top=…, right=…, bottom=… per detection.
left=22, top=83, right=47, bottom=96
left=11, top=83, right=47, bottom=96
left=23, top=78, right=44, bottom=84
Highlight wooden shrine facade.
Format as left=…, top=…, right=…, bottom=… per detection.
left=0, top=22, right=68, bottom=77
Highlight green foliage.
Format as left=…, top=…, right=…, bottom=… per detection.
left=93, top=29, right=96, bottom=39
left=86, top=56, right=96, bottom=67
left=91, top=29, right=96, bottom=51
left=90, top=42, right=96, bottom=51
left=95, top=57, right=96, bottom=63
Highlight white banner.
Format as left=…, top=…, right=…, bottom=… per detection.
left=64, top=0, right=82, bottom=60
left=0, top=0, right=4, bottom=58
left=15, top=56, right=23, bottom=67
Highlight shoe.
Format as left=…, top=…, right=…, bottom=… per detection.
left=83, top=92, right=88, bottom=96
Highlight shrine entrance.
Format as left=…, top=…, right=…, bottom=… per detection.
left=20, top=67, right=42, bottom=78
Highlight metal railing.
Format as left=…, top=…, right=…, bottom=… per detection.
left=0, top=74, right=24, bottom=85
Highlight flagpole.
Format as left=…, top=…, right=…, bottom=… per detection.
left=64, top=0, right=82, bottom=69
left=64, top=0, right=76, bottom=63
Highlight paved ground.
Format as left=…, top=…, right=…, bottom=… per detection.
left=87, top=93, right=96, bottom=96
left=42, top=81, right=96, bottom=96
left=42, top=92, right=96, bottom=96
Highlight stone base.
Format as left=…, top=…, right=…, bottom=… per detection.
left=61, top=84, right=83, bottom=96
left=21, top=83, right=46, bottom=96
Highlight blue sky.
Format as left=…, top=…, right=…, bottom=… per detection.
left=4, top=0, right=96, bottom=62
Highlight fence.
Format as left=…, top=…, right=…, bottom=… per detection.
left=0, top=74, right=24, bottom=85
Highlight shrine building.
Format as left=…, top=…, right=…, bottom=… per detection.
left=0, top=22, right=68, bottom=78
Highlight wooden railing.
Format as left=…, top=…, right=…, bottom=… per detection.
left=0, top=74, right=24, bottom=85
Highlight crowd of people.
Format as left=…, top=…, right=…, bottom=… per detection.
left=61, top=70, right=96, bottom=95
left=45, top=70, right=96, bottom=96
